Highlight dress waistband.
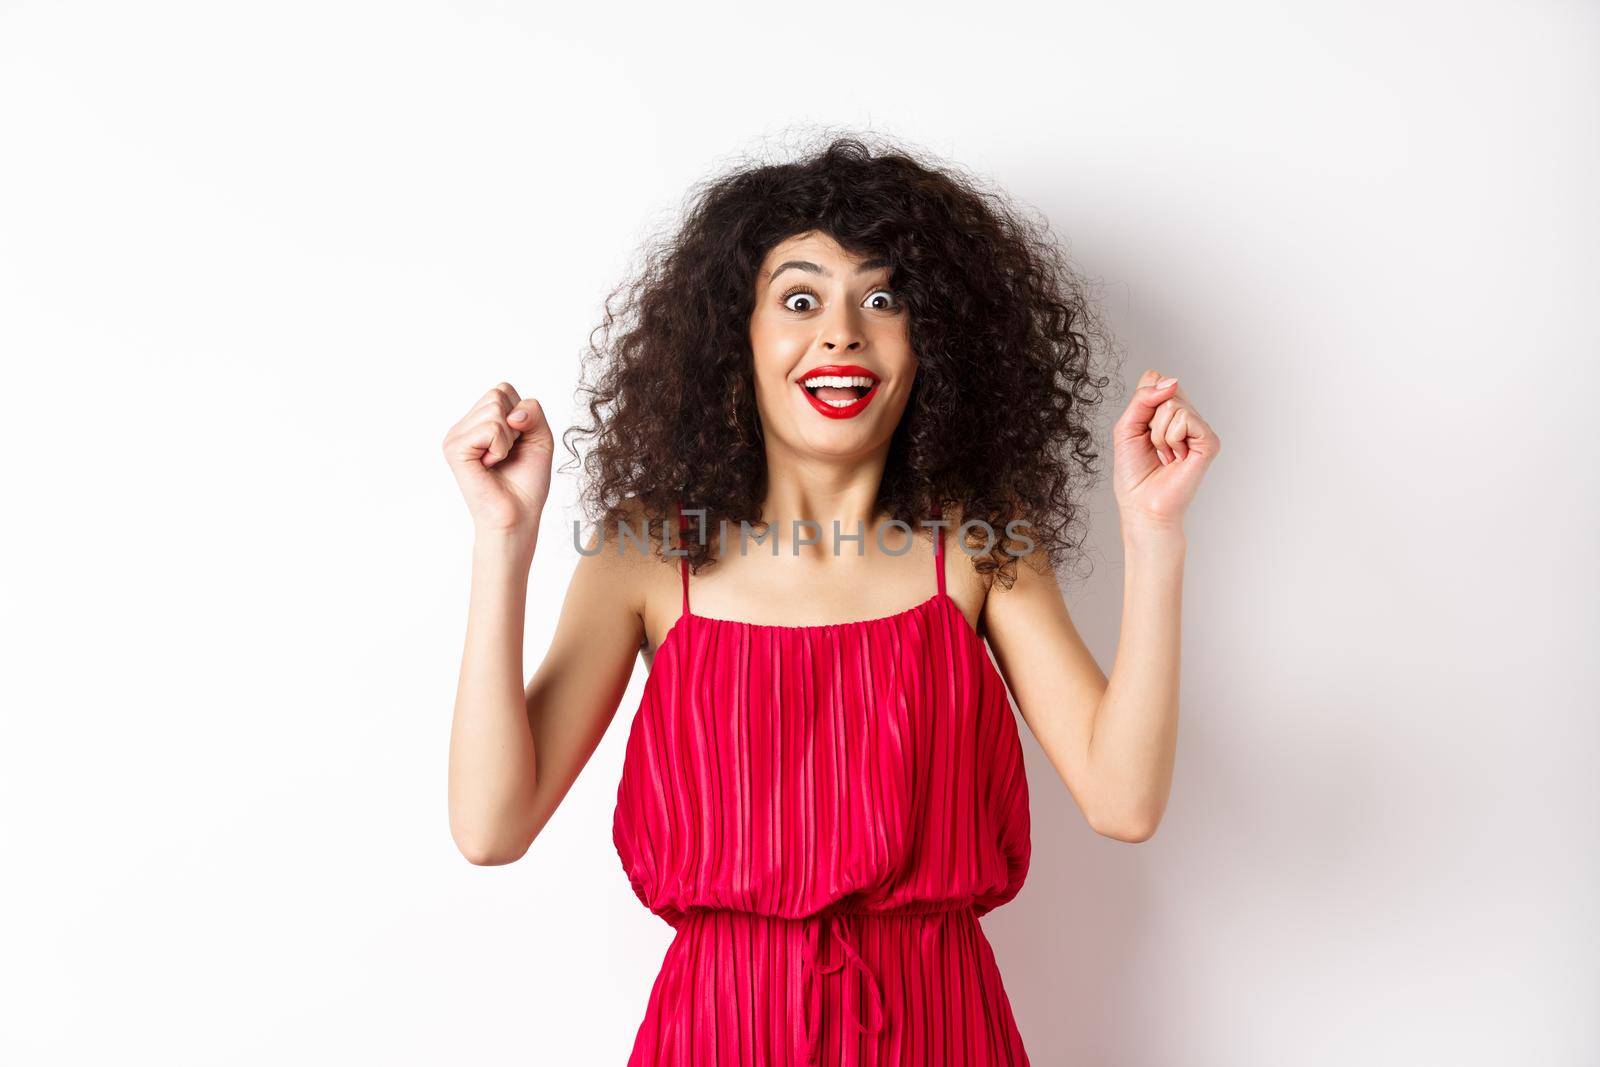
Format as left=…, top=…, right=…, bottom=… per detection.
left=801, top=910, right=884, bottom=1064
left=675, top=908, right=972, bottom=1062
left=681, top=903, right=975, bottom=1065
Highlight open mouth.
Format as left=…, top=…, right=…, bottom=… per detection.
left=797, top=364, right=881, bottom=419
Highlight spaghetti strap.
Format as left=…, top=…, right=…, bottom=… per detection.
left=931, top=502, right=946, bottom=598
left=673, top=500, right=691, bottom=618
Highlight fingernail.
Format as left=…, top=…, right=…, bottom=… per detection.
left=1157, top=376, right=1178, bottom=389
left=510, top=410, right=527, bottom=422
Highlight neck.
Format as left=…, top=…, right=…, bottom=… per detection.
left=754, top=442, right=893, bottom=552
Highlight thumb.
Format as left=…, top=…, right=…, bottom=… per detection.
left=504, top=397, right=554, bottom=455
left=1114, top=370, right=1179, bottom=442
left=506, top=397, right=550, bottom=436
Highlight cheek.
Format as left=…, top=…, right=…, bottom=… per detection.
left=750, top=345, right=789, bottom=393
left=747, top=359, right=794, bottom=421
left=881, top=343, right=918, bottom=389
left=753, top=367, right=784, bottom=405
left=749, top=324, right=805, bottom=390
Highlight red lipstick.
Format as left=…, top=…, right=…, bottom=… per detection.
left=797, top=363, right=882, bottom=420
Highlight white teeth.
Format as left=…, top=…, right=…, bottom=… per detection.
left=801, top=375, right=876, bottom=408
left=802, top=375, right=875, bottom=389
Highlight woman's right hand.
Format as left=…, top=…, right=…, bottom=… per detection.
left=442, top=382, right=554, bottom=538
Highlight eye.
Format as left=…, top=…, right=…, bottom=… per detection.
left=782, top=286, right=820, bottom=312
left=863, top=287, right=899, bottom=311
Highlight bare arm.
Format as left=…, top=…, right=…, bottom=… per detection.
left=983, top=369, right=1220, bottom=843
left=448, top=528, right=542, bottom=865
left=447, top=522, right=645, bottom=865
left=984, top=532, right=1185, bottom=843
left=515, top=519, right=646, bottom=850
left=440, top=382, right=644, bottom=865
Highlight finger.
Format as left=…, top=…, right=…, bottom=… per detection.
left=473, top=383, right=520, bottom=420
left=1191, top=412, right=1219, bottom=454
left=469, top=383, right=518, bottom=414
left=456, top=404, right=511, bottom=448
left=1148, top=397, right=1178, bottom=463
left=1166, top=407, right=1190, bottom=462
left=446, top=418, right=510, bottom=466
left=1176, top=408, right=1221, bottom=459
left=465, top=397, right=512, bottom=426
left=452, top=384, right=518, bottom=435
left=482, top=418, right=519, bottom=467
left=505, top=396, right=545, bottom=433
left=1114, top=371, right=1180, bottom=441
left=470, top=385, right=502, bottom=410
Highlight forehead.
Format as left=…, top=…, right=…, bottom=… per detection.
left=758, top=230, right=879, bottom=272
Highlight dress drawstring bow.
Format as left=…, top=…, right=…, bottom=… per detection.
left=799, top=910, right=885, bottom=1063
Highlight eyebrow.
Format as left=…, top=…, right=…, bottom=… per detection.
left=767, top=256, right=890, bottom=284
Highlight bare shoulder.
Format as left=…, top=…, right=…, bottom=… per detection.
left=982, top=527, right=1085, bottom=664
left=936, top=500, right=995, bottom=636
left=567, top=497, right=659, bottom=642
left=940, top=500, right=1063, bottom=639
left=572, top=496, right=683, bottom=656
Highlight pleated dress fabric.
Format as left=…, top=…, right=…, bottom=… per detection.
left=612, top=504, right=1033, bottom=1066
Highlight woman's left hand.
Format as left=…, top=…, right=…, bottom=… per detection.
left=1111, top=369, right=1222, bottom=537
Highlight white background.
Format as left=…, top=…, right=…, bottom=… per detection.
left=2, top=1, right=1595, bottom=1063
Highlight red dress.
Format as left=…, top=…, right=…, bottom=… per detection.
left=612, top=504, right=1032, bottom=1065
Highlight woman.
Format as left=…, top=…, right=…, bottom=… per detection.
left=442, top=135, right=1219, bottom=1065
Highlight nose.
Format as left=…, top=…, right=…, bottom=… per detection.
left=819, top=305, right=866, bottom=353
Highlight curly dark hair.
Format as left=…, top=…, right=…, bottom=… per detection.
left=559, top=129, right=1117, bottom=587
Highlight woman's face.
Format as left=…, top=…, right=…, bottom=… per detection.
left=748, top=230, right=916, bottom=460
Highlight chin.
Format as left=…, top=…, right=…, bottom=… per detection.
left=755, top=386, right=904, bottom=458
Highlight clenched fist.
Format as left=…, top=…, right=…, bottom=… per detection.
left=1111, top=369, right=1221, bottom=538
left=442, top=382, right=554, bottom=536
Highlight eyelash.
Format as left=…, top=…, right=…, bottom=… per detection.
left=781, top=285, right=901, bottom=313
